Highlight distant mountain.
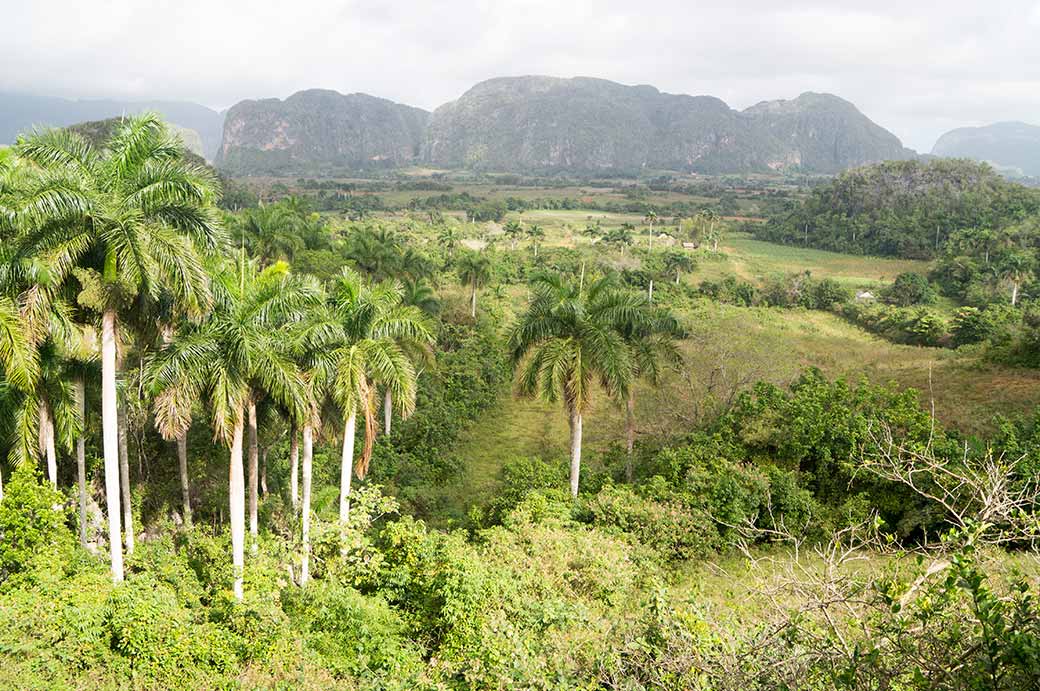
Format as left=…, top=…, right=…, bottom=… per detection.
left=216, top=89, right=429, bottom=176
left=212, top=77, right=916, bottom=176
left=742, top=92, right=915, bottom=173
left=423, top=76, right=914, bottom=174
left=0, top=92, right=224, bottom=160
left=931, top=122, right=1040, bottom=177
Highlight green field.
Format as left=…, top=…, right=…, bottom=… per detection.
left=701, top=232, right=931, bottom=287
left=423, top=220, right=1040, bottom=519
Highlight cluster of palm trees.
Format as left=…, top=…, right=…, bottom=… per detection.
left=0, top=114, right=225, bottom=583
left=509, top=273, right=684, bottom=496
left=0, top=115, right=433, bottom=599
left=503, top=219, right=545, bottom=253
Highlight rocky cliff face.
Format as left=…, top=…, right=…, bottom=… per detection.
left=932, top=121, right=1040, bottom=178
left=215, top=78, right=916, bottom=176
left=423, top=77, right=913, bottom=174
left=217, top=89, right=429, bottom=176
left=743, top=92, right=915, bottom=173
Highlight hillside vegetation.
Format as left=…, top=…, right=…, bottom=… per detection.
left=1, top=117, right=1040, bottom=690
left=757, top=159, right=1040, bottom=258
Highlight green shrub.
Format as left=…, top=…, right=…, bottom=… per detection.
left=0, top=465, right=72, bottom=581
left=105, top=574, right=237, bottom=682
left=482, top=455, right=568, bottom=525
left=881, top=271, right=937, bottom=306
left=585, top=484, right=718, bottom=560
left=282, top=582, right=422, bottom=681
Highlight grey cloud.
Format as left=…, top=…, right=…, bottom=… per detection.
left=4, top=0, right=1039, bottom=151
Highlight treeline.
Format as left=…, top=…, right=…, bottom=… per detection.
left=757, top=159, right=1040, bottom=258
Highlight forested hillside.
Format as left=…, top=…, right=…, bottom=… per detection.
left=757, top=159, right=1040, bottom=258
left=1, top=117, right=1040, bottom=690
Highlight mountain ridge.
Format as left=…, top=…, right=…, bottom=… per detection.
left=216, top=89, right=429, bottom=176
left=0, top=92, right=224, bottom=160
left=931, top=121, right=1040, bottom=178
left=4, top=77, right=921, bottom=177
left=220, top=76, right=916, bottom=176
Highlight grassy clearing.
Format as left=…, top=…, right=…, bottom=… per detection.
left=694, top=232, right=930, bottom=288
left=443, top=301, right=1040, bottom=517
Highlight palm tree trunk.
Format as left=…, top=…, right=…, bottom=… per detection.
left=289, top=423, right=299, bottom=511
left=40, top=399, right=57, bottom=489
left=229, top=408, right=245, bottom=600
left=1012, top=281, right=1020, bottom=306
left=76, top=376, right=88, bottom=548
left=177, top=433, right=192, bottom=530
left=340, top=410, right=356, bottom=525
left=300, top=422, right=314, bottom=586
left=625, top=392, right=637, bottom=482
left=470, top=285, right=477, bottom=319
left=118, top=403, right=133, bottom=555
left=101, top=309, right=123, bottom=583
left=569, top=411, right=582, bottom=498
left=383, top=390, right=392, bottom=436
left=247, top=399, right=258, bottom=553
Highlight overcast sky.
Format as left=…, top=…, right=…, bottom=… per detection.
left=4, top=0, right=1039, bottom=152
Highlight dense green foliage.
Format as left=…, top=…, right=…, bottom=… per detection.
left=2, top=117, right=1040, bottom=690
left=758, top=159, right=1040, bottom=258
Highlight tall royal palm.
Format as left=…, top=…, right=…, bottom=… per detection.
left=297, top=268, right=432, bottom=530
left=150, top=257, right=311, bottom=599
left=509, top=274, right=633, bottom=497
left=0, top=153, right=40, bottom=413
left=12, top=115, right=222, bottom=582
left=456, top=251, right=492, bottom=319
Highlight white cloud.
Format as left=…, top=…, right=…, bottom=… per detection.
left=3, top=0, right=1039, bottom=151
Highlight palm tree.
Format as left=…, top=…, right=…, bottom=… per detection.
left=437, top=224, right=460, bottom=257
left=509, top=273, right=633, bottom=497
left=397, top=248, right=434, bottom=284
left=701, top=210, right=722, bottom=253
left=402, top=278, right=440, bottom=315
left=615, top=301, right=684, bottom=479
left=663, top=251, right=695, bottom=285
left=503, top=221, right=523, bottom=250
left=996, top=250, right=1035, bottom=306
left=296, top=269, right=432, bottom=530
left=0, top=156, right=40, bottom=405
left=347, top=226, right=401, bottom=281
left=235, top=203, right=303, bottom=267
left=526, top=224, right=545, bottom=257
left=150, top=257, right=312, bottom=598
left=604, top=225, right=634, bottom=256
left=12, top=115, right=223, bottom=582
left=456, top=251, right=492, bottom=319
left=644, top=210, right=658, bottom=249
